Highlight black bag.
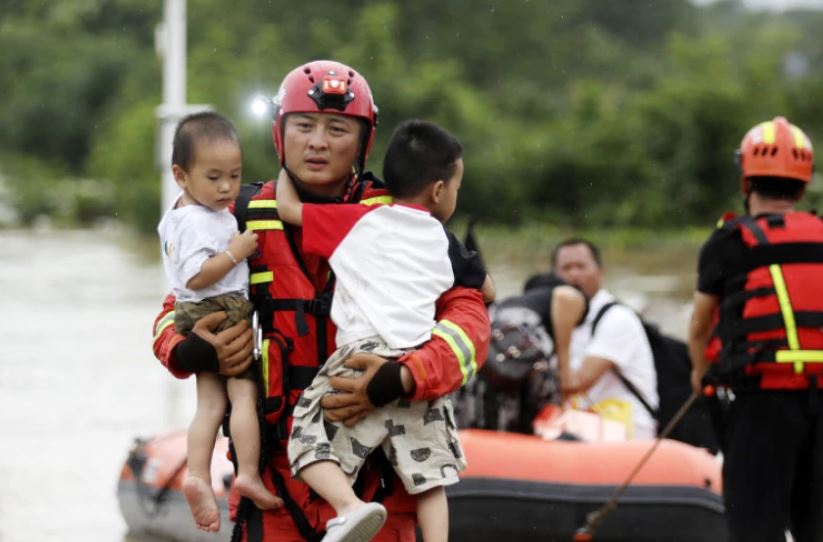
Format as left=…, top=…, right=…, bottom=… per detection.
left=592, top=302, right=719, bottom=453
left=484, top=321, right=550, bottom=391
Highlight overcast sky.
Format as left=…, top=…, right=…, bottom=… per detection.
left=694, top=0, right=823, bottom=9
left=747, top=0, right=823, bottom=8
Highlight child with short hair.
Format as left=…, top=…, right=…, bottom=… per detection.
left=277, top=119, right=494, bottom=542
left=157, top=111, right=280, bottom=533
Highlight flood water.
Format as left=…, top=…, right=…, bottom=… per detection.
left=0, top=227, right=700, bottom=542
left=0, top=228, right=195, bottom=542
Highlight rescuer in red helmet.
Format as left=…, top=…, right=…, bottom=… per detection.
left=152, top=60, right=491, bottom=541
left=688, top=116, right=823, bottom=541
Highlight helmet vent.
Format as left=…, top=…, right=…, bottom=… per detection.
left=770, top=146, right=778, bottom=156
left=797, top=149, right=811, bottom=161
left=303, top=66, right=315, bottom=83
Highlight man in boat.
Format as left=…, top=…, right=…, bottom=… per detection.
left=152, top=60, right=491, bottom=542
left=551, top=238, right=659, bottom=440
left=688, top=116, right=823, bottom=542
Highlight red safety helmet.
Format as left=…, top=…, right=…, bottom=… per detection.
left=737, top=116, right=814, bottom=193
left=272, top=60, right=378, bottom=172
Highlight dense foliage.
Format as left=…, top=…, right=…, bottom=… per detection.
left=2, top=0, right=823, bottom=232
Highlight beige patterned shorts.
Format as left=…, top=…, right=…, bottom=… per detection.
left=287, top=336, right=467, bottom=495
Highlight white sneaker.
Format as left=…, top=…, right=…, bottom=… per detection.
left=322, top=502, right=388, bottom=542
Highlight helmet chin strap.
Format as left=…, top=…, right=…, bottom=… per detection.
left=281, top=165, right=356, bottom=201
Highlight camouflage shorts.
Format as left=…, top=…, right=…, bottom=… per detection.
left=287, top=336, right=467, bottom=495
left=174, top=292, right=253, bottom=335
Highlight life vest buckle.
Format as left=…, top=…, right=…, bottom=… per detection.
left=252, top=310, right=263, bottom=361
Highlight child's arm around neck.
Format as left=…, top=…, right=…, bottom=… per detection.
left=276, top=169, right=303, bottom=225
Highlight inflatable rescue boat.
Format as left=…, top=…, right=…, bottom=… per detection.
left=118, top=427, right=727, bottom=541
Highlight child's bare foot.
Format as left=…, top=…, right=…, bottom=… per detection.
left=235, top=473, right=283, bottom=510
left=182, top=476, right=220, bottom=532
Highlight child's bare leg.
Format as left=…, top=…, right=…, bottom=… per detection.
left=227, top=376, right=282, bottom=510
left=417, top=486, right=448, bottom=542
left=298, top=460, right=364, bottom=516
left=183, top=372, right=226, bottom=532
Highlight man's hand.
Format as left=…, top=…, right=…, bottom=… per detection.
left=557, top=370, right=580, bottom=397
left=191, top=311, right=254, bottom=377
left=321, top=353, right=388, bottom=427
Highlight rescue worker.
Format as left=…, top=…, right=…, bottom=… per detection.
left=152, top=60, right=490, bottom=542
left=688, top=116, right=823, bottom=542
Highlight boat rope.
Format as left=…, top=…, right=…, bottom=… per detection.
left=572, top=390, right=702, bottom=541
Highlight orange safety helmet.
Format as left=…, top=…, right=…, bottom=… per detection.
left=737, top=116, right=814, bottom=193
left=272, top=60, right=378, bottom=173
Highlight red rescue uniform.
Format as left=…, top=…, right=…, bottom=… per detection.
left=152, top=177, right=490, bottom=542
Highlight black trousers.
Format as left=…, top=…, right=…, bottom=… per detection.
left=723, top=389, right=823, bottom=542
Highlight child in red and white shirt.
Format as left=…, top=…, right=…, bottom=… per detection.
left=278, top=119, right=493, bottom=542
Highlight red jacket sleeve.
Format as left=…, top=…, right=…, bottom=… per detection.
left=152, top=293, right=191, bottom=379
left=398, top=286, right=490, bottom=400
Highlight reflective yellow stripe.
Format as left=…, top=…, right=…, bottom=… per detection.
left=261, top=339, right=270, bottom=396
left=791, top=126, right=807, bottom=149
left=248, top=199, right=277, bottom=208
left=761, top=121, right=776, bottom=144
left=247, top=220, right=283, bottom=231
left=250, top=271, right=274, bottom=285
left=769, top=264, right=804, bottom=372
left=360, top=195, right=392, bottom=206
left=153, top=312, right=175, bottom=339
left=770, top=265, right=799, bottom=350
left=431, top=319, right=477, bottom=385
left=776, top=350, right=823, bottom=363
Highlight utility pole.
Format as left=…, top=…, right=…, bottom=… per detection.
left=156, top=0, right=210, bottom=213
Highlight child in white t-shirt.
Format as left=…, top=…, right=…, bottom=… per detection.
left=157, top=112, right=279, bottom=533
left=277, top=119, right=494, bottom=542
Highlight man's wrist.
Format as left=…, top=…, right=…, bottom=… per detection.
left=366, top=362, right=406, bottom=407
left=173, top=333, right=220, bottom=373
left=399, top=365, right=414, bottom=394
